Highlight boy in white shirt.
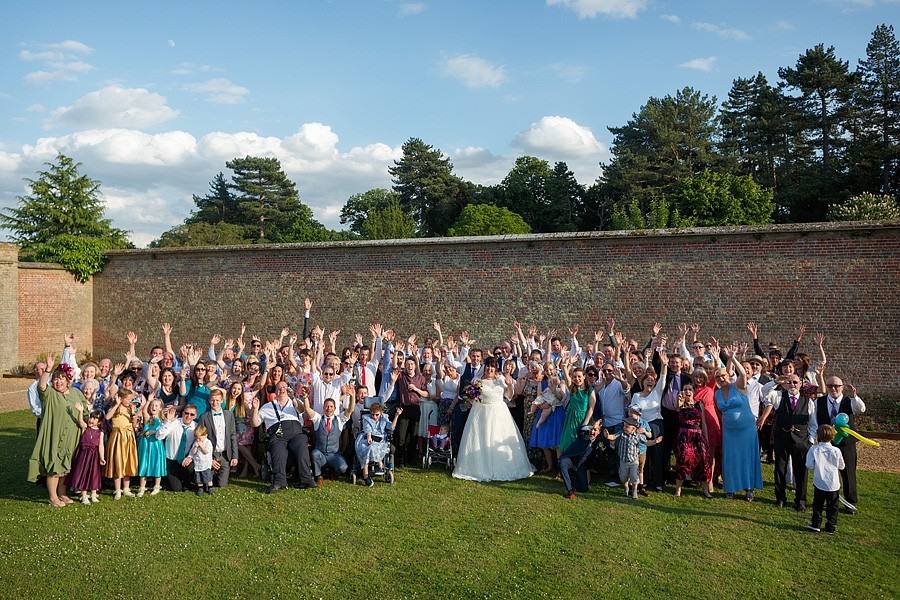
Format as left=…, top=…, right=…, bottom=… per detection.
left=806, top=424, right=845, bottom=534
left=191, top=425, right=214, bottom=496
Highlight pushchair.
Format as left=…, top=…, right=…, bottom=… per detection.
left=423, top=424, right=453, bottom=470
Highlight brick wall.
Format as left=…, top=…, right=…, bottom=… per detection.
left=17, top=262, right=93, bottom=366
left=0, top=244, right=18, bottom=373
left=92, top=222, right=900, bottom=404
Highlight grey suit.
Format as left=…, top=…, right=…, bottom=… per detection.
left=198, top=410, right=238, bottom=487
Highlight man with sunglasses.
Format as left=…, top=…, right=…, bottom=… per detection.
left=810, top=376, right=866, bottom=514
left=157, top=404, right=198, bottom=492
left=760, top=375, right=817, bottom=510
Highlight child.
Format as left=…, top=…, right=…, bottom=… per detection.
left=136, top=398, right=167, bottom=496
left=806, top=424, right=845, bottom=534
left=606, top=417, right=662, bottom=499
left=355, top=403, right=402, bottom=488
left=66, top=410, right=106, bottom=504
left=528, top=366, right=564, bottom=428
left=430, top=423, right=451, bottom=450
left=626, top=404, right=651, bottom=496
left=105, top=388, right=138, bottom=500
left=191, top=425, right=214, bottom=496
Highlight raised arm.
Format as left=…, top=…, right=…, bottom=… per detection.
left=162, top=323, right=175, bottom=356
left=302, top=298, right=312, bottom=342
left=726, top=347, right=747, bottom=390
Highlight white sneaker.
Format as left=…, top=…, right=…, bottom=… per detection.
left=81, top=496, right=91, bottom=505
left=122, top=488, right=134, bottom=497
left=91, top=492, right=100, bottom=503
left=149, top=486, right=161, bottom=496
left=114, top=490, right=122, bottom=500
left=136, top=488, right=145, bottom=498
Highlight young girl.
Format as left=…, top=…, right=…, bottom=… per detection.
left=66, top=410, right=106, bottom=504
left=674, top=384, right=713, bottom=498
left=191, top=425, right=214, bottom=495
left=355, top=403, right=402, bottom=488
left=528, top=364, right=564, bottom=428
left=136, top=397, right=167, bottom=496
left=105, top=388, right=138, bottom=499
left=228, top=381, right=260, bottom=478
left=435, top=358, right=460, bottom=426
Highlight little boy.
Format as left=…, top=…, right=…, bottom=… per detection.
left=606, top=417, right=662, bottom=499
left=191, top=425, right=214, bottom=496
left=430, top=423, right=452, bottom=450
left=806, top=424, right=845, bottom=534
left=626, top=404, right=651, bottom=496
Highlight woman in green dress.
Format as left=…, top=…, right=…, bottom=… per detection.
left=559, top=356, right=597, bottom=454
left=27, top=352, right=86, bottom=507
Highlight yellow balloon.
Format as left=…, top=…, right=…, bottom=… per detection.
left=840, top=426, right=881, bottom=448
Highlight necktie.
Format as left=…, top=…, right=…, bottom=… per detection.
left=176, top=425, right=188, bottom=461
left=831, top=400, right=839, bottom=421
left=361, top=368, right=366, bottom=387
left=790, top=396, right=797, bottom=410
left=326, top=417, right=332, bottom=433
left=671, top=375, right=681, bottom=394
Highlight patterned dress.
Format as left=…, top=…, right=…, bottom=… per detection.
left=675, top=403, right=711, bottom=481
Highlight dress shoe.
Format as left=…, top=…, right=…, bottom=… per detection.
left=794, top=503, right=806, bottom=512
left=267, top=484, right=287, bottom=494
left=842, top=507, right=857, bottom=515
left=314, top=476, right=324, bottom=487
left=775, top=500, right=784, bottom=508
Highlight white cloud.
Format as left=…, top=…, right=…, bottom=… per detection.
left=774, top=20, right=794, bottom=31
left=550, top=63, right=588, bottom=83
left=44, top=85, right=180, bottom=130
left=27, top=104, right=45, bottom=113
left=452, top=146, right=512, bottom=185
left=546, top=0, right=647, bottom=19
left=678, top=56, right=717, bottom=71
left=442, top=54, right=506, bottom=88
left=398, top=3, right=426, bottom=15
left=168, top=39, right=176, bottom=48
left=660, top=14, right=680, bottom=23
left=19, top=40, right=95, bottom=85
left=512, top=116, right=607, bottom=183
left=183, top=78, right=250, bottom=104
left=692, top=22, right=751, bottom=41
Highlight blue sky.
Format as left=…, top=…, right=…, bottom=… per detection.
left=0, top=0, right=896, bottom=246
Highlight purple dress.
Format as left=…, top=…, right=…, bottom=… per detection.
left=66, top=428, right=102, bottom=491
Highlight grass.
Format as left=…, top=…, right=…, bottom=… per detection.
left=2, top=408, right=898, bottom=599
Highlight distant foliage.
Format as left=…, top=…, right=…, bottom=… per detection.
left=447, top=204, right=531, bottom=236
left=827, top=193, right=900, bottom=221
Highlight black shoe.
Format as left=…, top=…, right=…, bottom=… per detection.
left=195, top=488, right=203, bottom=497
left=775, top=500, right=784, bottom=508
left=267, top=484, right=286, bottom=494
left=794, top=503, right=806, bottom=512
left=825, top=527, right=836, bottom=534
left=843, top=507, right=857, bottom=515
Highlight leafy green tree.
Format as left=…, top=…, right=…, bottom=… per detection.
left=360, top=198, right=416, bottom=240
left=670, top=170, right=774, bottom=226
left=610, top=197, right=694, bottom=230
left=827, top=192, right=900, bottom=221
left=149, top=221, right=249, bottom=248
left=447, top=204, right=531, bottom=236
left=389, top=138, right=470, bottom=236
left=497, top=156, right=552, bottom=231
left=547, top=161, right=584, bottom=231
left=0, top=153, right=131, bottom=280
left=601, top=87, right=723, bottom=217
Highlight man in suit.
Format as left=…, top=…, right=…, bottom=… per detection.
left=451, top=348, right=484, bottom=455
left=560, top=420, right=603, bottom=498
left=198, top=388, right=238, bottom=488
left=302, top=387, right=355, bottom=485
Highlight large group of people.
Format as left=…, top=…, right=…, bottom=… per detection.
left=26, top=307, right=866, bottom=534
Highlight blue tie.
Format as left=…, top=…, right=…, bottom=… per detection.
left=176, top=425, right=188, bottom=461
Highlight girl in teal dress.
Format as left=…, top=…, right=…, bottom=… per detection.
left=137, top=398, right=167, bottom=496
left=559, top=361, right=597, bottom=454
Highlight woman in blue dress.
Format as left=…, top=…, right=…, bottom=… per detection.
left=355, top=402, right=402, bottom=488
left=714, top=349, right=763, bottom=501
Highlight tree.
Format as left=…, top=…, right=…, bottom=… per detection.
left=600, top=87, right=723, bottom=217
left=0, top=153, right=131, bottom=280
left=149, top=221, right=249, bottom=248
left=610, top=197, right=694, bottom=230
left=360, top=198, right=416, bottom=240
left=187, top=172, right=240, bottom=225
left=827, top=192, right=900, bottom=221
left=389, top=138, right=470, bottom=236
left=669, top=170, right=775, bottom=226
left=226, top=156, right=306, bottom=241
left=497, top=156, right=552, bottom=232
left=447, top=204, right=531, bottom=237
left=852, top=24, right=900, bottom=195
left=548, top=161, right=584, bottom=232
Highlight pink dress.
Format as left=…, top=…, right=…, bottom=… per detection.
left=66, top=428, right=102, bottom=491
left=696, top=380, right=721, bottom=447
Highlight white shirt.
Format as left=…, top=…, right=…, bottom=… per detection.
left=806, top=442, right=845, bottom=492
left=257, top=398, right=303, bottom=429
left=191, top=438, right=213, bottom=471
left=310, top=411, right=349, bottom=432
left=765, top=388, right=817, bottom=443
left=311, top=374, right=342, bottom=414
left=210, top=411, right=226, bottom=452
left=27, top=380, right=42, bottom=418
left=629, top=376, right=666, bottom=423
left=156, top=418, right=196, bottom=460
left=744, top=376, right=762, bottom=418
left=808, top=393, right=866, bottom=436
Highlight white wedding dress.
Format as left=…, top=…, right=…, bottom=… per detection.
left=453, top=377, right=534, bottom=482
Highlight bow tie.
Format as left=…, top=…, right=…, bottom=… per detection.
left=212, top=412, right=223, bottom=416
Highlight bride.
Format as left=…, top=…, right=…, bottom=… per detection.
left=453, top=357, right=534, bottom=482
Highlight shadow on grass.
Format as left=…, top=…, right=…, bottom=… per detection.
left=0, top=426, right=52, bottom=504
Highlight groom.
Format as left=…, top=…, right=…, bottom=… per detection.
left=560, top=420, right=603, bottom=499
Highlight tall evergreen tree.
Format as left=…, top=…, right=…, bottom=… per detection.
left=188, top=172, right=240, bottom=225
left=226, top=156, right=304, bottom=241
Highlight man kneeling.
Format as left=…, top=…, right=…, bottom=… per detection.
left=560, top=420, right=603, bottom=499
left=302, top=384, right=355, bottom=486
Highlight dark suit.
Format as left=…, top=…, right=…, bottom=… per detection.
left=559, top=435, right=600, bottom=493
left=198, top=410, right=238, bottom=487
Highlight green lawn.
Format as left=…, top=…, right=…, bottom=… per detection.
left=2, top=409, right=898, bottom=599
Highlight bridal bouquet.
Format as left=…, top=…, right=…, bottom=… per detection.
left=463, top=380, right=483, bottom=403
